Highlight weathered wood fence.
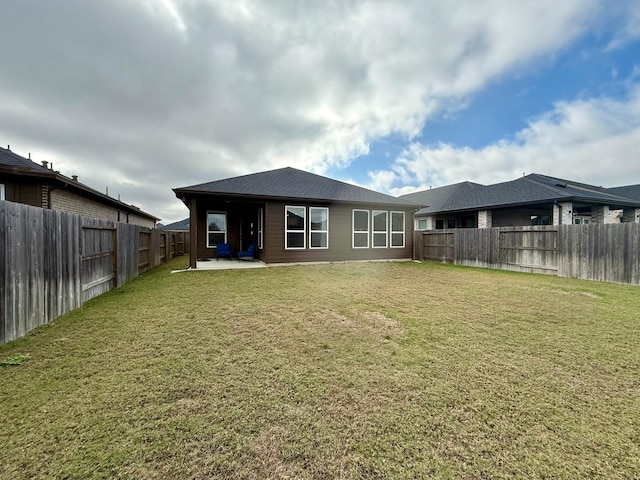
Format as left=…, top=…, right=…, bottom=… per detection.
left=415, top=224, right=640, bottom=285
left=0, top=201, right=188, bottom=344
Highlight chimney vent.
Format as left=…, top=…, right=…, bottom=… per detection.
left=72, top=175, right=78, bottom=182
left=41, top=161, right=49, bottom=169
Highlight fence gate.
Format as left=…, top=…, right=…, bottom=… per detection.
left=81, top=223, right=116, bottom=302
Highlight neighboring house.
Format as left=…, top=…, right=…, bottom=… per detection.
left=158, top=218, right=190, bottom=230
left=173, top=167, right=420, bottom=268
left=401, top=173, right=640, bottom=230
left=0, top=145, right=158, bottom=228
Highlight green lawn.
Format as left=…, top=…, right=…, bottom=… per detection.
left=1, top=257, right=639, bottom=479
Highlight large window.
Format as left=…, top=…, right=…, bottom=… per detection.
left=207, top=212, right=227, bottom=247
left=391, top=211, right=405, bottom=247
left=372, top=210, right=388, bottom=248
left=353, top=209, right=369, bottom=248
left=285, top=206, right=306, bottom=249
left=309, top=207, right=328, bottom=249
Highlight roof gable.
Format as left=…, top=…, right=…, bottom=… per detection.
left=174, top=167, right=420, bottom=206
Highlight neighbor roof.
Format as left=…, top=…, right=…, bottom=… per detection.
left=159, top=218, right=190, bottom=230
left=608, top=184, right=640, bottom=201
left=403, top=174, right=640, bottom=215
left=0, top=146, right=160, bottom=221
left=174, top=167, right=421, bottom=207
left=0, top=146, right=53, bottom=176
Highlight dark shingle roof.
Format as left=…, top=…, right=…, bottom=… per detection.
left=174, top=167, right=420, bottom=207
left=0, top=146, right=53, bottom=175
left=159, top=218, right=190, bottom=230
left=0, top=146, right=160, bottom=221
left=608, top=184, right=640, bottom=201
left=403, top=174, right=640, bottom=215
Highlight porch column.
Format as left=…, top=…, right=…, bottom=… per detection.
left=553, top=202, right=573, bottom=225
left=425, top=215, right=435, bottom=230
left=478, top=210, right=492, bottom=228
left=189, top=197, right=198, bottom=269
left=591, top=205, right=611, bottom=224
left=621, top=207, right=640, bottom=223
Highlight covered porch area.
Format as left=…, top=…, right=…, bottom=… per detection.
left=186, top=195, right=265, bottom=269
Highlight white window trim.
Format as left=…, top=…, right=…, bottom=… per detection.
left=372, top=210, right=388, bottom=248
left=391, top=211, right=405, bottom=248
left=309, top=207, right=329, bottom=249
left=285, top=205, right=306, bottom=250
left=206, top=211, right=228, bottom=248
left=0, top=183, right=4, bottom=201
left=352, top=209, right=370, bottom=249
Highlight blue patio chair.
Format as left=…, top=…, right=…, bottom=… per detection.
left=216, top=243, right=232, bottom=260
left=237, top=243, right=256, bottom=260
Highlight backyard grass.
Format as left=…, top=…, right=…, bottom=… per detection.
left=1, top=257, right=639, bottom=479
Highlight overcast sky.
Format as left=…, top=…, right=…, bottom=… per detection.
left=1, top=1, right=639, bottom=223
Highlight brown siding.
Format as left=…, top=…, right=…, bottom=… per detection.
left=261, top=201, right=414, bottom=264
left=194, top=199, right=262, bottom=260
left=0, top=178, right=43, bottom=207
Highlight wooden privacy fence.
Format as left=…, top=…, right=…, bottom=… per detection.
left=0, top=201, right=188, bottom=344
left=415, top=224, right=640, bottom=285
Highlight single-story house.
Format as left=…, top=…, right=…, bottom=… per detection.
left=173, top=167, right=421, bottom=268
left=400, top=173, right=640, bottom=230
left=0, top=145, right=159, bottom=227
left=158, top=218, right=190, bottom=230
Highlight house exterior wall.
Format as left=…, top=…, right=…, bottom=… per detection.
left=0, top=177, right=43, bottom=207
left=50, top=188, right=155, bottom=227
left=191, top=198, right=414, bottom=263
left=622, top=207, right=640, bottom=223
left=261, top=201, right=414, bottom=264
left=492, top=207, right=553, bottom=227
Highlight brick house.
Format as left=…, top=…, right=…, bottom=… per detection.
left=401, top=173, right=640, bottom=230
left=0, top=145, right=158, bottom=227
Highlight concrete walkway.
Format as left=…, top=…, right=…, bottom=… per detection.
left=172, top=258, right=267, bottom=273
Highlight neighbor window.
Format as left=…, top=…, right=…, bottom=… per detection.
left=531, top=215, right=551, bottom=226
left=417, top=219, right=427, bottom=230
left=0, top=183, right=4, bottom=201
left=391, top=211, right=405, bottom=247
left=372, top=210, right=388, bottom=247
left=309, top=207, right=328, bottom=249
left=353, top=209, right=369, bottom=248
left=207, top=212, right=227, bottom=247
left=285, top=206, right=306, bottom=249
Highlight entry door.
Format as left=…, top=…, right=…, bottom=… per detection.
left=239, top=214, right=256, bottom=252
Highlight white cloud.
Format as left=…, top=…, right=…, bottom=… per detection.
left=0, top=0, right=629, bottom=221
left=372, top=84, right=640, bottom=194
